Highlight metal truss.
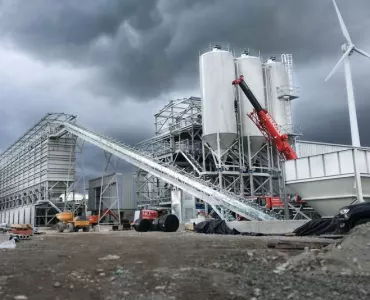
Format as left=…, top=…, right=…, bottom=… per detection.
left=50, top=120, right=280, bottom=221
left=135, top=170, right=171, bottom=206
left=134, top=95, right=286, bottom=219
left=0, top=109, right=287, bottom=222
left=135, top=97, right=204, bottom=206
left=97, top=152, right=122, bottom=225
left=153, top=97, right=202, bottom=135
left=59, top=137, right=88, bottom=218
left=0, top=113, right=83, bottom=226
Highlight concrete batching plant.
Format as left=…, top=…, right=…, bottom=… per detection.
left=136, top=45, right=305, bottom=222
left=2, top=42, right=367, bottom=226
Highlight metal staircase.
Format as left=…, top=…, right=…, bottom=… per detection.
left=50, top=121, right=282, bottom=221
left=176, top=150, right=202, bottom=175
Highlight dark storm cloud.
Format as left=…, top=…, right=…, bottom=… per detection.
left=2, top=0, right=369, bottom=101
left=1, top=0, right=370, bottom=179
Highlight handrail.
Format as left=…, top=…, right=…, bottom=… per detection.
left=51, top=121, right=281, bottom=221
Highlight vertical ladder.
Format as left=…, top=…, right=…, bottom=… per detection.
left=281, top=54, right=297, bottom=134
left=282, top=54, right=295, bottom=87
left=283, top=96, right=292, bottom=134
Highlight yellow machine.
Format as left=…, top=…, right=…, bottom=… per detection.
left=56, top=211, right=90, bottom=233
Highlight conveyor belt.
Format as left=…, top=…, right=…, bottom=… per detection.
left=52, top=121, right=281, bottom=221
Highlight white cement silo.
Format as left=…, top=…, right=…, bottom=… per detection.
left=199, top=46, right=237, bottom=157
left=236, top=52, right=265, bottom=157
left=264, top=57, right=291, bottom=133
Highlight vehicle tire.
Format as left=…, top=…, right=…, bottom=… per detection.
left=57, top=222, right=65, bottom=233
left=159, top=214, right=179, bottom=232
left=68, top=223, right=75, bottom=233
left=133, top=219, right=151, bottom=232
left=82, top=226, right=90, bottom=232
left=353, top=218, right=370, bottom=229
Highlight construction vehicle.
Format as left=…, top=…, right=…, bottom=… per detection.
left=232, top=75, right=298, bottom=160
left=8, top=224, right=33, bottom=240
left=132, top=207, right=179, bottom=233
left=56, top=211, right=90, bottom=233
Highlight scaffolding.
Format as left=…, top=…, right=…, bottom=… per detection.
left=135, top=97, right=203, bottom=206
left=0, top=113, right=86, bottom=226
left=0, top=111, right=284, bottom=223
left=134, top=96, right=282, bottom=216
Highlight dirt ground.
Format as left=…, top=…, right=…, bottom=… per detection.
left=0, top=229, right=370, bottom=300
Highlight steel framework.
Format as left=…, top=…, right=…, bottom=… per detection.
left=132, top=55, right=309, bottom=220
left=0, top=113, right=83, bottom=226
left=135, top=97, right=282, bottom=212
left=0, top=105, right=299, bottom=224
left=47, top=119, right=280, bottom=220
left=136, top=97, right=203, bottom=205
left=97, top=153, right=122, bottom=225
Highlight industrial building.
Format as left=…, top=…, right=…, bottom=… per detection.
left=135, top=46, right=302, bottom=221
left=0, top=114, right=80, bottom=227
left=88, top=172, right=136, bottom=223
left=0, top=46, right=368, bottom=226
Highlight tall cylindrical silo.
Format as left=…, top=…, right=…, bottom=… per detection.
left=236, top=52, right=265, bottom=157
left=199, top=46, right=237, bottom=157
left=264, top=57, right=291, bottom=132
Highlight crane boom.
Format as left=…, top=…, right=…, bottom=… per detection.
left=232, top=75, right=298, bottom=160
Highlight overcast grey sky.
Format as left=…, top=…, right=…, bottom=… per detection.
left=1, top=0, right=370, bottom=177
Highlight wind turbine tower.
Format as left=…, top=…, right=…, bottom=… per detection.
left=325, top=0, right=370, bottom=147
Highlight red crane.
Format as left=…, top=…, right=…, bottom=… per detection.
left=232, top=75, right=298, bottom=160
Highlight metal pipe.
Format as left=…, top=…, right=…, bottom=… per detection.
left=353, top=148, right=364, bottom=202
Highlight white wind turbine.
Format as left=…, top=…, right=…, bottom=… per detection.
left=325, top=0, right=370, bottom=147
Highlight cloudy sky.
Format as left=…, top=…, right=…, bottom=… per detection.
left=1, top=0, right=370, bottom=177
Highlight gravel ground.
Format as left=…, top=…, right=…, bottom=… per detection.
left=0, top=230, right=369, bottom=300
left=277, top=223, right=370, bottom=277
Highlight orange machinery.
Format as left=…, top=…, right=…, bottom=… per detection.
left=56, top=211, right=90, bottom=233
left=132, top=207, right=179, bottom=233
left=88, top=208, right=120, bottom=226
left=8, top=224, right=33, bottom=240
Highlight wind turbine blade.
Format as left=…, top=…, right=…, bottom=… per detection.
left=354, top=47, right=370, bottom=60
left=325, top=46, right=353, bottom=81
left=332, top=0, right=352, bottom=45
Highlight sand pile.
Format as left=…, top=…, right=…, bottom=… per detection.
left=275, top=222, right=370, bottom=276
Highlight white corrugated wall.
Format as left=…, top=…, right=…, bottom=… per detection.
left=122, top=173, right=136, bottom=209
left=18, top=207, right=24, bottom=224
left=296, top=141, right=351, bottom=157
left=0, top=205, right=35, bottom=225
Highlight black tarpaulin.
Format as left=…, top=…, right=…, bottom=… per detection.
left=194, top=220, right=264, bottom=236
left=293, top=218, right=339, bottom=236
